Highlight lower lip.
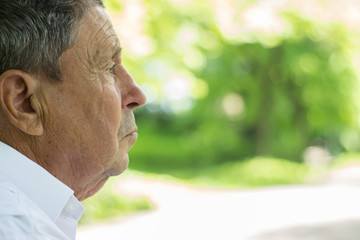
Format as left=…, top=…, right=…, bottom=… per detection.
left=125, top=132, right=138, bottom=138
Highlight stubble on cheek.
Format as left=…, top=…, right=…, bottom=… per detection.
left=117, top=111, right=136, bottom=139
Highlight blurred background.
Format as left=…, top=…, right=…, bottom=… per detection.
left=78, top=0, right=360, bottom=239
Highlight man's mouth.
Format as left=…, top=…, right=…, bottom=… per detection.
left=123, top=127, right=138, bottom=139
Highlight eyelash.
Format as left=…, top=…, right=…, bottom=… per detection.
left=107, top=63, right=117, bottom=75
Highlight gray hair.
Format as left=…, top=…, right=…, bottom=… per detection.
left=0, top=0, right=104, bottom=81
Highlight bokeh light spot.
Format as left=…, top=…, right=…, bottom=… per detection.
left=222, top=93, right=245, bottom=118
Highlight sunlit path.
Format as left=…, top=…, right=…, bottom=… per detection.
left=77, top=170, right=360, bottom=240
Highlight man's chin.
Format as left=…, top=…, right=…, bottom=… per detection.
left=76, top=175, right=110, bottom=201
left=106, top=154, right=129, bottom=177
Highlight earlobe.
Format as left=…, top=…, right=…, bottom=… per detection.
left=0, top=70, right=43, bottom=136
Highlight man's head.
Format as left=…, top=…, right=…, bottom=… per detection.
left=0, top=0, right=146, bottom=201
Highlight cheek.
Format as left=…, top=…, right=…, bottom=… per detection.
left=84, top=86, right=121, bottom=173
left=101, top=86, right=122, bottom=134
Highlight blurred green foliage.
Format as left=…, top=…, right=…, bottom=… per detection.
left=331, top=152, right=360, bottom=168
left=159, top=157, right=311, bottom=188
left=81, top=0, right=360, bottom=224
left=105, top=0, right=360, bottom=170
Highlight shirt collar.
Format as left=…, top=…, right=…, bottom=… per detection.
left=0, top=141, right=82, bottom=222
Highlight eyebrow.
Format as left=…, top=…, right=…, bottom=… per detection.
left=91, top=44, right=122, bottom=69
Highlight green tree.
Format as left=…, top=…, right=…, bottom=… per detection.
left=105, top=0, right=360, bottom=169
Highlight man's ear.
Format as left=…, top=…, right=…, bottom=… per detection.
left=0, top=70, right=43, bottom=136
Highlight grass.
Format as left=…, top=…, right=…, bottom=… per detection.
left=147, top=157, right=312, bottom=188
left=79, top=176, right=153, bottom=225
left=331, top=152, right=360, bottom=168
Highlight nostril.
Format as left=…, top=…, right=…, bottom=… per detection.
left=126, top=102, right=140, bottom=109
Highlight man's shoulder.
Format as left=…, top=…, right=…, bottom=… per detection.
left=0, top=178, right=33, bottom=238
left=0, top=176, right=70, bottom=239
left=0, top=174, right=50, bottom=217
left=0, top=177, right=25, bottom=216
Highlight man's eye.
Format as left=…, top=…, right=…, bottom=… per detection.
left=107, top=63, right=116, bottom=75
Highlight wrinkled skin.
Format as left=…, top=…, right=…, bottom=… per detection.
left=0, top=5, right=146, bottom=201
left=43, top=6, right=147, bottom=200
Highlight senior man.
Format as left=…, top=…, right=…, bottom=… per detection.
left=0, top=0, right=146, bottom=239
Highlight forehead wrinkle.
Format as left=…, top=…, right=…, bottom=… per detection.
left=91, top=24, right=120, bottom=67
left=67, top=6, right=120, bottom=75
left=88, top=21, right=109, bottom=62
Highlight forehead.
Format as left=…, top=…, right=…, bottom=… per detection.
left=74, top=6, right=120, bottom=62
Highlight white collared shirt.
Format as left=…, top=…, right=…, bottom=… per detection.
left=0, top=141, right=85, bottom=240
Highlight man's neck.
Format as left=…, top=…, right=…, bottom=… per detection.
left=0, top=129, right=75, bottom=193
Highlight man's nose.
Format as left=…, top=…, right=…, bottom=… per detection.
left=120, top=68, right=147, bottom=110
left=122, top=83, right=147, bottom=110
